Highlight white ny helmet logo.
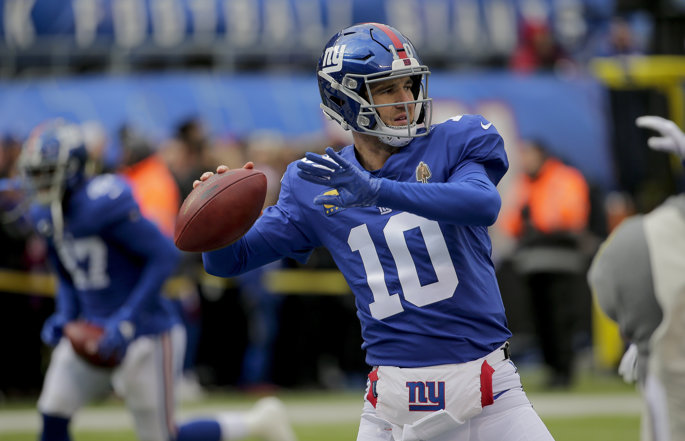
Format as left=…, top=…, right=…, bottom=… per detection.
left=321, top=44, right=346, bottom=73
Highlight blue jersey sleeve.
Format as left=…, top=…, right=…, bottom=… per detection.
left=203, top=227, right=284, bottom=277
left=100, top=194, right=180, bottom=324
left=376, top=117, right=507, bottom=225
left=452, top=116, right=508, bottom=186
left=203, top=164, right=319, bottom=277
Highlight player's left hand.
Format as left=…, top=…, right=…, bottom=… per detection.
left=297, top=147, right=382, bottom=207
left=97, top=320, right=134, bottom=362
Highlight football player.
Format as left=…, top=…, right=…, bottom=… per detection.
left=197, top=23, right=553, bottom=441
left=20, top=119, right=296, bottom=441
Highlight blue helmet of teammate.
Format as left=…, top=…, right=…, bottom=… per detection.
left=18, top=119, right=88, bottom=205
left=317, top=22, right=432, bottom=147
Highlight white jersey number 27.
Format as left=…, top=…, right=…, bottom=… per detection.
left=56, top=236, right=110, bottom=291
left=348, top=212, right=458, bottom=320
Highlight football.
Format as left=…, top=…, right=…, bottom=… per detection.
left=174, top=168, right=267, bottom=252
left=63, top=320, right=120, bottom=368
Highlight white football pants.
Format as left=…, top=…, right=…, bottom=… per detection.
left=38, top=325, right=186, bottom=441
left=356, top=359, right=554, bottom=441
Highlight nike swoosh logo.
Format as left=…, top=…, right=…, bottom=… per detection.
left=481, top=121, right=492, bottom=130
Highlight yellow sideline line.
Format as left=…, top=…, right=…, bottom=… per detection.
left=0, top=268, right=350, bottom=297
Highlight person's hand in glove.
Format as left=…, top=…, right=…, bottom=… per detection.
left=636, top=115, right=685, bottom=159
left=41, top=313, right=69, bottom=347
left=297, top=147, right=382, bottom=207
left=97, top=320, right=135, bottom=362
left=618, top=343, right=639, bottom=384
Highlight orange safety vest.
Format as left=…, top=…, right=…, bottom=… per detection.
left=500, top=158, right=590, bottom=237
left=120, top=155, right=180, bottom=238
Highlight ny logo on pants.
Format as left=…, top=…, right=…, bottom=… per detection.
left=406, top=381, right=445, bottom=411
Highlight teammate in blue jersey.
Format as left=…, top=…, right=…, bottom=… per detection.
left=19, top=120, right=296, bottom=441
left=197, top=23, right=553, bottom=441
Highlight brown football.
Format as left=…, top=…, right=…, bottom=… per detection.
left=63, top=320, right=120, bottom=368
left=174, top=168, right=267, bottom=252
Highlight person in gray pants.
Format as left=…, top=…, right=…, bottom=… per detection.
left=588, top=115, right=685, bottom=441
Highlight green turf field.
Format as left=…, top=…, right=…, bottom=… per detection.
left=0, top=415, right=642, bottom=441
left=0, top=370, right=642, bottom=441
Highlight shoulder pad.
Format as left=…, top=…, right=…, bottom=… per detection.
left=80, top=175, right=138, bottom=224
left=436, top=114, right=495, bottom=134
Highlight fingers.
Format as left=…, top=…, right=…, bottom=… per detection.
left=647, top=137, right=676, bottom=152
left=635, top=115, right=667, bottom=131
left=193, top=164, right=234, bottom=189
left=304, top=152, right=339, bottom=169
left=324, top=147, right=346, bottom=166
left=636, top=115, right=680, bottom=138
left=193, top=171, right=214, bottom=189
left=297, top=170, right=331, bottom=185
left=243, top=162, right=255, bottom=170
left=297, top=160, right=334, bottom=178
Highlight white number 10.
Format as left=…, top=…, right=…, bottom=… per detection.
left=348, top=212, right=459, bottom=320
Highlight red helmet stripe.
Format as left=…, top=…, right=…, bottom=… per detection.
left=367, top=22, right=408, bottom=58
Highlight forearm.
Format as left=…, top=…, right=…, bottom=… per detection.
left=118, top=252, right=178, bottom=322
left=55, top=281, right=80, bottom=319
left=203, top=228, right=284, bottom=277
left=377, top=173, right=501, bottom=225
left=106, top=217, right=180, bottom=322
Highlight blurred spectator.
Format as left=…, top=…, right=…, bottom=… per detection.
left=116, top=125, right=178, bottom=223
left=604, top=191, right=637, bottom=233
left=162, top=117, right=216, bottom=200
left=0, top=138, right=49, bottom=398
left=498, top=140, right=591, bottom=388
left=0, top=135, right=22, bottom=178
left=118, top=125, right=180, bottom=236
left=509, top=19, right=573, bottom=73
left=594, top=14, right=651, bottom=57
left=118, top=124, right=205, bottom=401
left=80, top=120, right=108, bottom=177
left=235, top=132, right=287, bottom=391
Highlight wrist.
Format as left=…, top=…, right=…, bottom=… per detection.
left=376, top=178, right=395, bottom=207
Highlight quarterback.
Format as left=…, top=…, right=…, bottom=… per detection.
left=200, top=23, right=554, bottom=441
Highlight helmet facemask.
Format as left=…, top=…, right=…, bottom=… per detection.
left=19, top=122, right=86, bottom=206
left=320, top=64, right=432, bottom=148
left=359, top=67, right=432, bottom=147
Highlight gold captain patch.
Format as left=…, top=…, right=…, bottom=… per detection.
left=416, top=161, right=432, bottom=183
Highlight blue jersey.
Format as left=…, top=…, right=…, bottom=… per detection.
left=29, top=174, right=180, bottom=337
left=204, top=115, right=511, bottom=367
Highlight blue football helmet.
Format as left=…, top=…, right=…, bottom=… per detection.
left=317, top=22, right=432, bottom=147
left=19, top=119, right=88, bottom=205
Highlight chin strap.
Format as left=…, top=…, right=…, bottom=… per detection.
left=50, top=199, right=64, bottom=244
left=378, top=133, right=413, bottom=147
